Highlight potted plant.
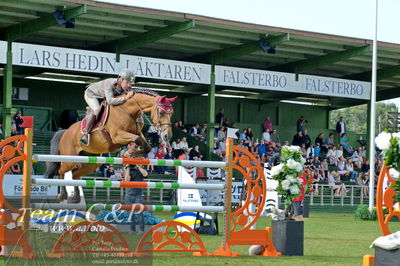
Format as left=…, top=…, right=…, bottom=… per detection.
left=270, top=145, right=312, bottom=256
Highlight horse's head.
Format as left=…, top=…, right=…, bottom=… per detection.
left=151, top=95, right=177, bottom=143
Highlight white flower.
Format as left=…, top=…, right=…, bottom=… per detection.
left=389, top=168, right=400, bottom=180
left=375, top=132, right=391, bottom=151
left=285, top=174, right=294, bottom=180
left=271, top=164, right=284, bottom=177
left=289, top=185, right=300, bottom=195
left=286, top=159, right=297, bottom=169
left=282, top=179, right=291, bottom=190
left=289, top=145, right=301, bottom=152
left=300, top=156, right=306, bottom=165
left=295, top=163, right=303, bottom=172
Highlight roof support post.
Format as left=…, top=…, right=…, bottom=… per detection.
left=2, top=40, right=14, bottom=138
left=206, top=61, right=216, bottom=160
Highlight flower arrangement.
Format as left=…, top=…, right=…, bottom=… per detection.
left=375, top=132, right=400, bottom=202
left=270, top=145, right=309, bottom=219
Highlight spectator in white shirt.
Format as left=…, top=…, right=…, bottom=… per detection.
left=261, top=128, right=271, bottom=142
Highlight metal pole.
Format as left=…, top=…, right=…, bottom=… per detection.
left=369, top=0, right=378, bottom=212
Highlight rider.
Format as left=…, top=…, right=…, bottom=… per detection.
left=80, top=69, right=135, bottom=146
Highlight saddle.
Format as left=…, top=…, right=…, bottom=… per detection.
left=80, top=101, right=109, bottom=134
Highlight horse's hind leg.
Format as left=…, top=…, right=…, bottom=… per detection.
left=57, top=162, right=76, bottom=202
left=68, top=163, right=100, bottom=204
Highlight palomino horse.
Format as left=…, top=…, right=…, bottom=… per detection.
left=45, top=89, right=176, bottom=203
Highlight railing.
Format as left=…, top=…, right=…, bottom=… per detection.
left=307, top=184, right=372, bottom=206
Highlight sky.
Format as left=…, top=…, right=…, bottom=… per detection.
left=96, top=0, right=400, bottom=107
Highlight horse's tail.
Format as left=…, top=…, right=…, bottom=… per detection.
left=44, top=129, right=66, bottom=179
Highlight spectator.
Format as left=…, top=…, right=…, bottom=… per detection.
left=176, top=120, right=185, bottom=131
left=312, top=156, right=324, bottom=179
left=346, top=159, right=358, bottom=182
left=270, top=129, right=280, bottom=143
left=261, top=128, right=270, bottom=142
left=355, top=173, right=369, bottom=197
left=213, top=138, right=222, bottom=157
left=147, top=125, right=159, bottom=145
left=219, top=137, right=227, bottom=153
left=154, top=148, right=165, bottom=174
left=178, top=137, right=189, bottom=151
left=350, top=147, right=363, bottom=168
left=125, top=163, right=148, bottom=233
left=237, top=139, right=246, bottom=149
left=189, top=123, right=202, bottom=139
left=336, top=145, right=344, bottom=160
left=217, top=127, right=226, bottom=141
left=326, top=133, right=335, bottom=147
left=361, top=159, right=370, bottom=174
left=147, top=147, right=156, bottom=173
left=290, top=172, right=309, bottom=221
left=171, top=138, right=181, bottom=158
left=315, top=133, right=328, bottom=153
left=296, top=116, right=306, bottom=132
left=239, top=129, right=247, bottom=142
left=302, top=129, right=312, bottom=149
left=336, top=116, right=346, bottom=140
left=306, top=144, right=314, bottom=159
left=339, top=133, right=354, bottom=154
left=222, top=117, right=230, bottom=128
left=120, top=141, right=136, bottom=158
left=320, top=158, right=329, bottom=180
left=13, top=111, right=24, bottom=135
left=257, top=141, right=267, bottom=157
left=263, top=116, right=273, bottom=132
left=246, top=127, right=254, bottom=143
left=199, top=124, right=207, bottom=141
left=11, top=121, right=17, bottom=136
left=104, top=165, right=115, bottom=178
left=292, top=131, right=303, bottom=146
left=313, top=144, right=321, bottom=158
left=328, top=171, right=348, bottom=196
left=326, top=145, right=340, bottom=166
left=215, top=108, right=224, bottom=128
left=189, top=145, right=202, bottom=160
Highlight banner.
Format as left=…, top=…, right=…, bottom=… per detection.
left=3, top=174, right=57, bottom=199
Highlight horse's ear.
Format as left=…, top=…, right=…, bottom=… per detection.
left=159, top=95, right=167, bottom=102
left=168, top=96, right=178, bottom=103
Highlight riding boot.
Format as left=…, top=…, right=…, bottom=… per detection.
left=80, top=113, right=96, bottom=146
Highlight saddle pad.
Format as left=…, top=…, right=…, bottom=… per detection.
left=81, top=102, right=109, bottom=134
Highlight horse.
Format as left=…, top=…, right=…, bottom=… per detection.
left=44, top=88, right=177, bottom=203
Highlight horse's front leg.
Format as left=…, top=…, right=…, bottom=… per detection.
left=134, top=132, right=151, bottom=156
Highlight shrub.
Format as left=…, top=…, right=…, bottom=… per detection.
left=355, top=205, right=377, bottom=220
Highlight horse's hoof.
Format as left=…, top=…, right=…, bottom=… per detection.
left=57, top=193, right=68, bottom=202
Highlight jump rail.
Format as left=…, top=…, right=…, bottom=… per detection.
left=31, top=203, right=224, bottom=212
left=32, top=178, right=225, bottom=190
left=32, top=154, right=227, bottom=168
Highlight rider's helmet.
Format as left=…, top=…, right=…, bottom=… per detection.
left=118, top=69, right=135, bottom=84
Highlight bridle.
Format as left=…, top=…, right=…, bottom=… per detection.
left=117, top=95, right=173, bottom=136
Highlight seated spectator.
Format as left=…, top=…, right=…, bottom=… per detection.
left=320, top=158, right=329, bottom=180
left=261, top=128, right=271, bottom=142
left=315, top=133, right=328, bottom=153
left=300, top=144, right=307, bottom=158
left=270, top=129, right=280, bottom=143
left=104, top=165, right=115, bottom=178
left=306, top=144, right=315, bottom=159
left=178, top=137, right=189, bottom=151
left=292, top=131, right=303, bottom=146
left=355, top=173, right=369, bottom=196
left=189, top=123, right=202, bottom=140
left=239, top=129, right=247, bottom=142
left=189, top=145, right=203, bottom=160
left=147, top=125, right=159, bottom=145
left=264, top=155, right=273, bottom=169
left=311, top=156, right=325, bottom=179
left=361, top=159, right=370, bottom=174
left=337, top=156, right=349, bottom=178
left=302, top=129, right=312, bottom=149
left=336, top=145, right=344, bottom=160
left=359, top=146, right=367, bottom=158
left=237, top=139, right=246, bottom=149
left=350, top=147, right=363, bottom=168
left=257, top=141, right=267, bottom=157
left=345, top=158, right=358, bottom=182
left=155, top=148, right=165, bottom=174
left=313, top=144, right=321, bottom=158
left=219, top=137, right=227, bottom=153
left=176, top=120, right=185, bottom=131
left=327, top=171, right=348, bottom=196
left=147, top=147, right=156, bottom=173
left=213, top=138, right=222, bottom=157
left=339, top=133, right=354, bottom=154
left=199, top=124, right=207, bottom=141
left=217, top=127, right=226, bottom=141
left=246, top=127, right=254, bottom=143
left=164, top=147, right=174, bottom=174
left=171, top=138, right=181, bottom=158
left=249, top=142, right=258, bottom=157
left=326, top=133, right=335, bottom=148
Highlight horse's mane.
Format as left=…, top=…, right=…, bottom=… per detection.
left=130, top=87, right=159, bottom=97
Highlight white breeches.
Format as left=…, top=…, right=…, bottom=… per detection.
left=84, top=94, right=101, bottom=116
